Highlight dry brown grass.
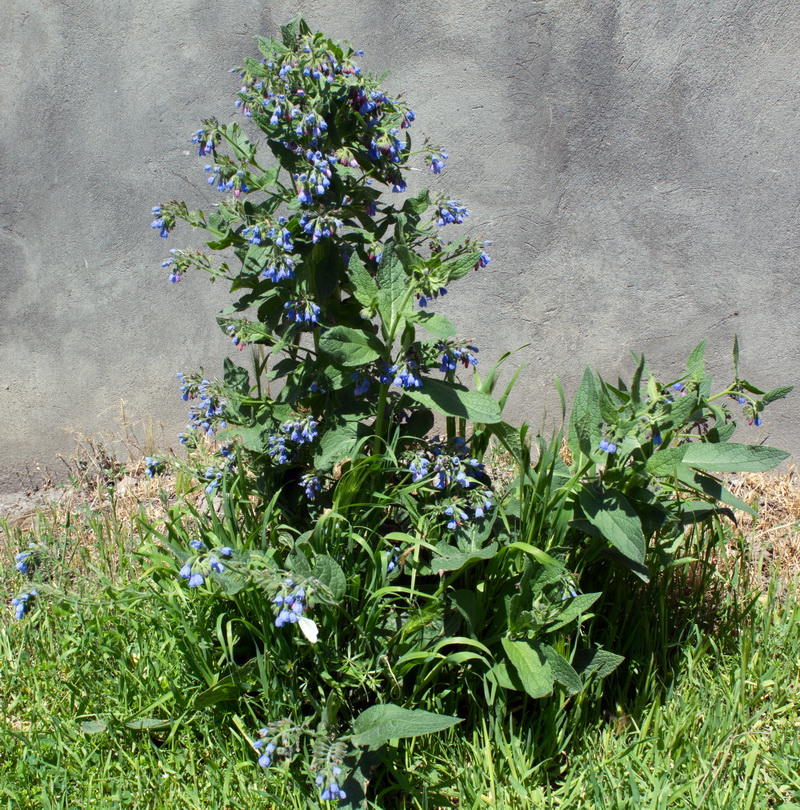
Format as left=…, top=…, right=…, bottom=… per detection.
left=724, top=467, right=800, bottom=592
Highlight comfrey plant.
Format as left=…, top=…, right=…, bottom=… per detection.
left=132, top=18, right=793, bottom=807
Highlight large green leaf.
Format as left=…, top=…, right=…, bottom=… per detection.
left=686, top=339, right=707, bottom=382
left=80, top=719, right=108, bottom=735
left=311, top=554, right=346, bottom=601
left=568, top=368, right=602, bottom=459
left=124, top=718, right=173, bottom=731
left=313, top=418, right=367, bottom=472
left=682, top=442, right=789, bottom=473
left=349, top=705, right=462, bottom=749
left=376, top=239, right=412, bottom=328
left=578, top=486, right=649, bottom=581
left=431, top=541, right=498, bottom=572
left=405, top=378, right=501, bottom=423
left=223, top=358, right=250, bottom=396
left=444, top=250, right=482, bottom=281
left=501, top=638, right=554, bottom=698
left=540, top=644, right=582, bottom=695
left=319, top=326, right=384, bottom=367
left=675, top=466, right=756, bottom=517
left=645, top=445, right=690, bottom=476
left=762, top=385, right=794, bottom=405
left=408, top=311, right=456, bottom=339
left=543, top=592, right=601, bottom=632
left=573, top=648, right=625, bottom=681
left=347, top=253, right=378, bottom=309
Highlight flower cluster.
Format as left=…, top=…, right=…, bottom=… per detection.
left=282, top=415, right=319, bottom=444
left=179, top=540, right=231, bottom=588
left=204, top=163, right=250, bottom=196
left=435, top=200, right=468, bottom=226
left=272, top=578, right=307, bottom=627
left=438, top=341, right=479, bottom=373
left=11, top=588, right=38, bottom=621
left=386, top=545, right=401, bottom=573
left=144, top=456, right=166, bottom=477
left=253, top=720, right=301, bottom=770
left=150, top=205, right=170, bottom=238
left=229, top=32, right=414, bottom=194
left=301, top=471, right=321, bottom=500
left=429, top=149, right=448, bottom=174
left=598, top=438, right=618, bottom=454
left=351, top=371, right=372, bottom=397
left=382, top=358, right=422, bottom=390
left=317, top=771, right=347, bottom=802
left=191, top=128, right=215, bottom=156
left=284, top=297, right=321, bottom=324
left=176, top=373, right=227, bottom=440
left=15, top=545, right=36, bottom=575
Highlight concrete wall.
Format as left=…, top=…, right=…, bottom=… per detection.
left=3, top=0, right=798, bottom=491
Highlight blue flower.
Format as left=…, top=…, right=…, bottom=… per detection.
left=301, top=472, right=321, bottom=500
left=436, top=200, right=468, bottom=226
left=284, top=298, right=321, bottom=324
left=429, top=150, right=448, bottom=174
left=11, top=588, right=38, bottom=620
left=15, top=549, right=34, bottom=575
left=188, top=571, right=205, bottom=588
left=281, top=415, right=319, bottom=444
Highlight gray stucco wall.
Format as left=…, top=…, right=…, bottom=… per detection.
left=3, top=0, right=798, bottom=492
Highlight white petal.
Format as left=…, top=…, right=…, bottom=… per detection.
left=298, top=616, right=319, bottom=644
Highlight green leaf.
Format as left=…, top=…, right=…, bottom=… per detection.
left=675, top=467, right=756, bottom=517
left=319, top=326, right=384, bottom=367
left=241, top=244, right=274, bottom=278
left=540, top=644, right=583, bottom=695
left=682, top=442, right=789, bottom=473
left=215, top=424, right=269, bottom=453
left=312, top=554, right=346, bottom=601
left=223, top=358, right=250, bottom=396
left=659, top=391, right=699, bottom=431
left=568, top=368, right=602, bottom=459
left=313, top=418, right=366, bottom=472
left=645, top=445, right=690, bottom=476
left=402, top=188, right=431, bottom=215
left=80, top=719, right=108, bottom=735
left=687, top=339, right=707, bottom=382
left=349, top=705, right=462, bottom=749
left=347, top=253, right=378, bottom=309
left=573, top=648, right=625, bottom=681
left=705, top=421, right=737, bottom=443
left=449, top=589, right=479, bottom=637
left=431, top=541, right=498, bottom=572
left=544, top=592, right=601, bottom=632
left=762, top=385, right=794, bottom=405
left=501, top=638, right=554, bottom=698
left=732, top=334, right=740, bottom=378
left=405, top=378, right=501, bottom=424
left=485, top=662, right=520, bottom=691
left=630, top=354, right=646, bottom=407
left=578, top=487, right=649, bottom=581
left=442, top=250, right=482, bottom=281
left=408, top=311, right=456, bottom=339
left=376, top=239, right=412, bottom=328
left=125, top=718, right=173, bottom=731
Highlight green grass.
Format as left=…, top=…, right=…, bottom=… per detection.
left=3, top=504, right=800, bottom=808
